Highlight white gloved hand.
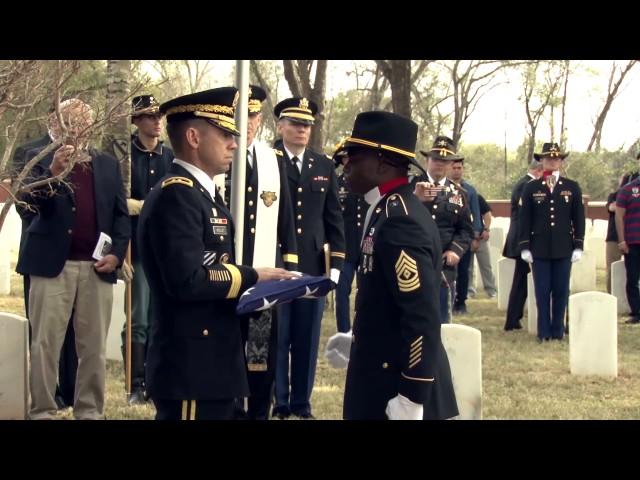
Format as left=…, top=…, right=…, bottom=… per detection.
left=571, top=249, right=583, bottom=263
left=521, top=249, right=533, bottom=264
left=330, top=268, right=341, bottom=285
left=385, top=394, right=424, bottom=420
left=127, top=198, right=144, bottom=216
left=324, top=330, right=352, bottom=369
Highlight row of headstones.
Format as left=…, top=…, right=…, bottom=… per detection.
left=0, top=281, right=127, bottom=420
left=2, top=280, right=485, bottom=420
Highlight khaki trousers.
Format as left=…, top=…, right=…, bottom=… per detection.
left=29, top=261, right=113, bottom=420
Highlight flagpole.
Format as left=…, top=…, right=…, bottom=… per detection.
left=232, top=60, right=250, bottom=264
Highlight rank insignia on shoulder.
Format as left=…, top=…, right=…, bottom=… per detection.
left=395, top=250, right=420, bottom=293
left=162, top=177, right=193, bottom=189
left=274, top=149, right=283, bottom=156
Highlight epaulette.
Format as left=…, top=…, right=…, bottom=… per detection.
left=385, top=193, right=409, bottom=217
left=162, top=176, right=193, bottom=189
left=273, top=149, right=283, bottom=156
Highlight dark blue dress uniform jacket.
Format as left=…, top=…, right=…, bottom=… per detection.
left=518, top=176, right=585, bottom=259
left=280, top=147, right=345, bottom=275
left=138, top=163, right=259, bottom=401
left=343, top=183, right=458, bottom=420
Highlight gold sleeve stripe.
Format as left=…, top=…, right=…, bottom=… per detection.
left=409, top=358, right=422, bottom=369
left=208, top=269, right=231, bottom=283
left=331, top=252, right=346, bottom=258
left=181, top=400, right=188, bottom=420
left=401, top=372, right=434, bottom=382
left=411, top=336, right=423, bottom=348
left=222, top=264, right=242, bottom=299
left=409, top=351, right=421, bottom=364
left=190, top=400, right=196, bottom=420
left=283, top=253, right=299, bottom=263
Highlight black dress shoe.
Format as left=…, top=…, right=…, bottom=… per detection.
left=55, top=394, right=69, bottom=410
left=271, top=406, right=290, bottom=419
left=504, top=324, right=523, bottom=331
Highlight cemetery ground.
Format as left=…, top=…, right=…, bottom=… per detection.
left=2, top=265, right=640, bottom=420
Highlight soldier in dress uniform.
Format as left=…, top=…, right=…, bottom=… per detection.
left=412, top=136, right=474, bottom=323
left=220, top=85, right=298, bottom=420
left=341, top=110, right=458, bottom=420
left=137, top=87, right=296, bottom=420
left=518, top=142, right=585, bottom=342
left=333, top=139, right=365, bottom=333
left=122, top=94, right=174, bottom=405
left=271, top=97, right=345, bottom=419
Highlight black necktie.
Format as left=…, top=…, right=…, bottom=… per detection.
left=291, top=156, right=300, bottom=180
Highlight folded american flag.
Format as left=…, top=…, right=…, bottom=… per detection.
left=236, top=274, right=335, bottom=315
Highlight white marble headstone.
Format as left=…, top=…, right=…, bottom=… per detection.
left=592, top=219, right=609, bottom=239
left=0, top=248, right=10, bottom=296
left=585, top=236, right=606, bottom=270
left=106, top=280, right=127, bottom=361
left=570, top=250, right=596, bottom=293
left=568, top=292, right=617, bottom=377
left=0, top=313, right=29, bottom=419
left=441, top=324, right=482, bottom=420
left=489, top=226, right=505, bottom=251
left=611, top=260, right=631, bottom=315
left=497, top=257, right=515, bottom=311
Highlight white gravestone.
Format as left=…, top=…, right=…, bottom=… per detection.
left=441, top=324, right=482, bottom=420
left=568, top=292, right=617, bottom=377
left=611, top=260, right=631, bottom=315
left=497, top=257, right=515, bottom=311
left=569, top=250, right=596, bottom=293
left=0, top=247, right=9, bottom=295
left=489, top=227, right=505, bottom=251
left=585, top=236, right=606, bottom=270
left=0, top=313, right=29, bottom=419
left=106, top=280, right=127, bottom=361
left=527, top=272, right=537, bottom=335
left=592, top=219, right=608, bottom=239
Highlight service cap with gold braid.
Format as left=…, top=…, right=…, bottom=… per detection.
left=419, top=135, right=464, bottom=162
left=274, top=97, right=318, bottom=125
left=343, top=110, right=426, bottom=176
left=159, top=87, right=241, bottom=136
left=132, top=94, right=161, bottom=118
left=534, top=142, right=569, bottom=161
left=332, top=137, right=348, bottom=168
left=248, top=85, right=267, bottom=114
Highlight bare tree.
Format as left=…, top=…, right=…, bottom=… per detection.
left=0, top=61, right=141, bottom=235
left=587, top=60, right=637, bottom=153
left=520, top=61, right=565, bottom=164
left=440, top=60, right=528, bottom=145
left=282, top=60, right=328, bottom=152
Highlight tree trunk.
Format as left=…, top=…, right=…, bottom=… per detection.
left=104, top=60, right=132, bottom=197
left=309, top=60, right=327, bottom=152
left=559, top=61, right=570, bottom=149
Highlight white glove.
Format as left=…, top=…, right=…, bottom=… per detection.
left=521, top=249, right=533, bottom=264
left=571, top=249, right=583, bottom=263
left=330, top=268, right=341, bottom=285
left=127, top=198, right=144, bottom=216
left=385, top=394, right=423, bottom=420
left=324, top=331, right=352, bottom=368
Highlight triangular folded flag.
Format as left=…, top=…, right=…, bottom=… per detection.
left=236, top=274, right=335, bottom=315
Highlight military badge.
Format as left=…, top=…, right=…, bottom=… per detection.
left=260, top=191, right=278, bottom=207
left=203, top=251, right=217, bottom=266
left=533, top=191, right=546, bottom=203
left=220, top=253, right=230, bottom=264
left=213, top=226, right=228, bottom=235
left=395, top=250, right=420, bottom=293
left=362, top=236, right=374, bottom=255
left=210, top=218, right=228, bottom=225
